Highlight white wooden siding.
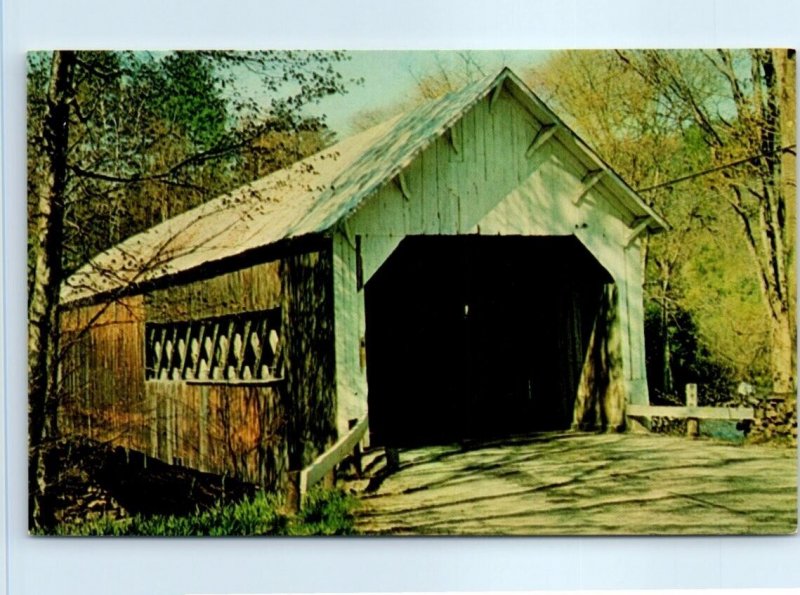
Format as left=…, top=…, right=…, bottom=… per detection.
left=332, top=87, right=652, bottom=427
left=332, top=232, right=368, bottom=435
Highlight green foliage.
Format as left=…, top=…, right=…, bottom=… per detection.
left=44, top=487, right=357, bottom=537
left=644, top=302, right=737, bottom=405
left=27, top=50, right=354, bottom=277
left=136, top=52, right=229, bottom=150
left=525, top=50, right=784, bottom=391
left=291, top=486, right=358, bottom=536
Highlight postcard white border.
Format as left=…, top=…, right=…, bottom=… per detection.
left=2, top=1, right=800, bottom=594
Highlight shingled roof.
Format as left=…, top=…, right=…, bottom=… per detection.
left=61, top=68, right=666, bottom=306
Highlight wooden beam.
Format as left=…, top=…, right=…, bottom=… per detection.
left=191, top=323, right=207, bottom=379
left=236, top=319, right=252, bottom=378
left=627, top=404, right=755, bottom=421
left=393, top=171, right=411, bottom=201
left=626, top=217, right=651, bottom=247
left=448, top=125, right=460, bottom=154
left=298, top=416, right=369, bottom=506
left=355, top=235, right=364, bottom=290
left=525, top=123, right=558, bottom=158
left=572, top=169, right=605, bottom=205
left=178, top=323, right=193, bottom=378
left=490, top=81, right=504, bottom=110
left=185, top=377, right=285, bottom=387
left=340, top=219, right=357, bottom=249
left=685, top=383, right=699, bottom=437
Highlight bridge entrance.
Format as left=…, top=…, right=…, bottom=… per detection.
left=364, top=235, right=611, bottom=447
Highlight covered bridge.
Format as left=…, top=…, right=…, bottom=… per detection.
left=60, top=68, right=666, bottom=491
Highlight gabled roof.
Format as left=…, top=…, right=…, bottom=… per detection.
left=61, top=68, right=667, bottom=306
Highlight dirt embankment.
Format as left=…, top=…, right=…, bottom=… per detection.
left=31, top=437, right=260, bottom=530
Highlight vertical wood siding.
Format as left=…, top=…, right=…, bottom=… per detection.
left=60, top=297, right=148, bottom=450
left=59, top=254, right=335, bottom=488
left=336, top=87, right=648, bottom=418
left=333, top=233, right=368, bottom=435
left=145, top=260, right=281, bottom=322
left=144, top=381, right=286, bottom=488
left=279, top=245, right=338, bottom=469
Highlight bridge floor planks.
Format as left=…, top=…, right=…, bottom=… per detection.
left=350, top=432, right=797, bottom=535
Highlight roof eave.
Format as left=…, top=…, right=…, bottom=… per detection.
left=502, top=70, right=669, bottom=233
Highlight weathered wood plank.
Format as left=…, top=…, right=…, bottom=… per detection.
left=572, top=169, right=605, bottom=206
left=300, top=416, right=369, bottom=498
left=626, top=217, right=650, bottom=247
left=458, top=101, right=477, bottom=232
left=421, top=148, right=439, bottom=234
left=185, top=378, right=285, bottom=387
left=525, top=123, right=558, bottom=159
left=627, top=404, right=755, bottom=421
left=436, top=136, right=458, bottom=233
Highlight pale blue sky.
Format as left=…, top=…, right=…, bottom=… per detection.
left=307, top=50, right=551, bottom=136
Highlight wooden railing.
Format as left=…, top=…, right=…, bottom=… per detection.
left=287, top=416, right=369, bottom=511
left=627, top=383, right=755, bottom=437
left=626, top=404, right=755, bottom=421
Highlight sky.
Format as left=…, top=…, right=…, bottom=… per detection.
left=297, top=50, right=551, bottom=136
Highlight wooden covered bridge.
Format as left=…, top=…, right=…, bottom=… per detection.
left=60, top=68, right=669, bottom=497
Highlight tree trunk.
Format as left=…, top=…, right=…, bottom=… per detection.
left=770, top=307, right=795, bottom=396
left=659, top=265, right=673, bottom=396
left=28, top=50, right=75, bottom=530
left=773, top=48, right=796, bottom=396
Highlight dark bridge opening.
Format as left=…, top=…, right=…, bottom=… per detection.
left=365, top=235, right=612, bottom=447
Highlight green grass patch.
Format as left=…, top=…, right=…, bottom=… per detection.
left=44, top=487, right=358, bottom=536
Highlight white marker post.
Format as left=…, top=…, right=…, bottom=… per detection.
left=686, top=383, right=699, bottom=438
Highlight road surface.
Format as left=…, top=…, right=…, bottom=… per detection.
left=350, top=432, right=797, bottom=535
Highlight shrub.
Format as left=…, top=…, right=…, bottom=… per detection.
left=289, top=487, right=358, bottom=536
left=43, top=487, right=357, bottom=536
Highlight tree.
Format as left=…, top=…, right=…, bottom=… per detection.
left=616, top=50, right=796, bottom=396
left=524, top=50, right=757, bottom=399
left=350, top=49, right=793, bottom=398
left=27, top=50, right=354, bottom=529
left=28, top=51, right=76, bottom=528
left=523, top=50, right=797, bottom=399
left=349, top=51, right=488, bottom=132
left=28, top=51, right=351, bottom=274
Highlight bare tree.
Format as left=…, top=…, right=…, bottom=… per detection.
left=616, top=49, right=796, bottom=395
left=29, top=50, right=76, bottom=529
left=27, top=50, right=354, bottom=530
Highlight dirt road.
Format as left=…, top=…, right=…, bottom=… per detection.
left=351, top=432, right=797, bottom=535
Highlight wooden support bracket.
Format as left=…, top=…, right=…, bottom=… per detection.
left=525, top=123, right=559, bottom=159
left=394, top=171, right=411, bottom=201
left=339, top=220, right=357, bottom=249
left=572, top=169, right=605, bottom=206
left=490, top=81, right=504, bottom=110
left=625, top=217, right=651, bottom=247
left=293, top=416, right=370, bottom=510
left=448, top=125, right=460, bottom=154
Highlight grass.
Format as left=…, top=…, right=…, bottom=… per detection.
left=45, top=486, right=358, bottom=536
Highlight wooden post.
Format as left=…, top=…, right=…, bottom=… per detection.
left=199, top=385, right=209, bottom=471
left=286, top=470, right=301, bottom=513
left=349, top=418, right=363, bottom=478
left=686, top=383, right=699, bottom=438
left=386, top=447, right=400, bottom=471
